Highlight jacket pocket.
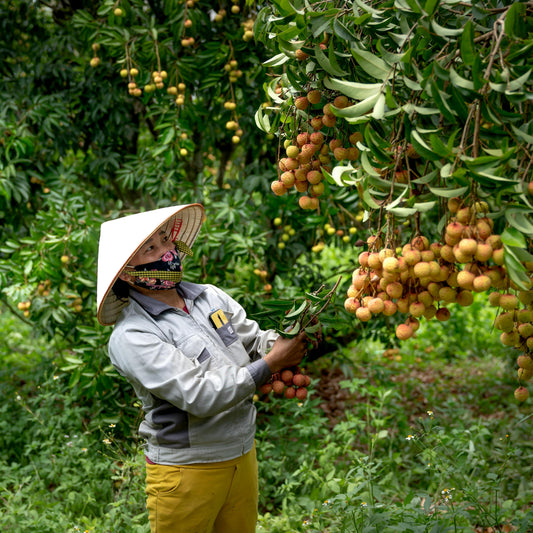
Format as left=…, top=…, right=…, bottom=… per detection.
left=214, top=320, right=238, bottom=347
left=178, top=334, right=212, bottom=363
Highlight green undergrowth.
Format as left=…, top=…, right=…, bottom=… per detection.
left=1, top=298, right=532, bottom=532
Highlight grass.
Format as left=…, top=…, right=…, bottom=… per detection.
left=1, top=296, right=532, bottom=532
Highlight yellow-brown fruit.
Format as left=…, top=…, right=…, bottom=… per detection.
left=409, top=301, right=425, bottom=318
left=382, top=300, right=398, bottom=316
left=492, top=248, right=504, bottom=265
left=90, top=57, right=100, bottom=67
left=472, top=275, right=491, bottom=292
left=382, top=256, right=400, bottom=273
left=514, top=386, right=529, bottom=402
left=456, top=206, right=472, bottom=224
left=475, top=243, right=493, bottom=263
left=458, top=238, right=478, bottom=256
left=494, top=312, right=515, bottom=332
left=518, top=367, right=533, bottom=382
left=349, top=132, right=363, bottom=145
left=295, top=49, right=309, bottom=61
left=356, top=306, right=372, bottom=322
left=499, top=293, right=518, bottom=311
left=344, top=297, right=360, bottom=313
left=307, top=90, right=322, bottom=104
left=367, top=298, right=385, bottom=314
left=271, top=181, right=287, bottom=196
left=285, top=145, right=300, bottom=158
left=294, top=96, right=309, bottom=110
left=456, top=290, right=474, bottom=307
left=456, top=270, right=475, bottom=290
left=396, top=323, right=414, bottom=340
left=447, top=197, right=462, bottom=213
left=518, top=355, right=533, bottom=370
left=333, top=95, right=349, bottom=108
left=439, top=287, right=457, bottom=304
left=518, top=290, right=533, bottom=305
left=518, top=323, right=533, bottom=338
left=298, top=195, right=313, bottom=209
left=436, top=307, right=451, bottom=321
left=413, top=262, right=431, bottom=278
left=500, top=330, right=520, bottom=347
left=488, top=291, right=501, bottom=307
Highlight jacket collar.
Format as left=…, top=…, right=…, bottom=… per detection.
left=129, top=281, right=208, bottom=316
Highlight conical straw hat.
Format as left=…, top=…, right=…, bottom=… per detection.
left=97, top=203, right=205, bottom=325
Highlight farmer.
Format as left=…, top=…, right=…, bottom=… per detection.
left=96, top=203, right=311, bottom=533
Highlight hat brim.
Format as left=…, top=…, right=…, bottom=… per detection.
left=97, top=204, right=205, bottom=326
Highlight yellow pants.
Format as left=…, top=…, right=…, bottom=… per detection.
left=145, top=445, right=258, bottom=533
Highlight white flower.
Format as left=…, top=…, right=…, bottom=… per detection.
left=406, top=434, right=415, bottom=441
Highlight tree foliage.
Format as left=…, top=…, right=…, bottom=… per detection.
left=1, top=0, right=532, bottom=409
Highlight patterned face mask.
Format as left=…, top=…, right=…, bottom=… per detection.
left=124, top=241, right=192, bottom=290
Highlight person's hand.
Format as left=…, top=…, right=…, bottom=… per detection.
left=263, top=331, right=309, bottom=374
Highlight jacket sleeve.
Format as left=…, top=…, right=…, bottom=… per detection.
left=109, top=325, right=267, bottom=418
left=214, top=286, right=280, bottom=360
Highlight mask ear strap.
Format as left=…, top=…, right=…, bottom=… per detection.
left=175, top=240, right=193, bottom=257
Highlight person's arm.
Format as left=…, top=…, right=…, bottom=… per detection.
left=109, top=327, right=262, bottom=418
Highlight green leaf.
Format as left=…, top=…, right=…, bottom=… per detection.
left=431, top=19, right=463, bottom=38
left=505, top=209, right=533, bottom=237
left=323, top=77, right=384, bottom=101
left=512, top=124, right=533, bottom=145
left=263, top=53, right=290, bottom=67
left=460, top=20, right=475, bottom=66
left=388, top=207, right=417, bottom=216
left=285, top=300, right=309, bottom=319
left=424, top=0, right=439, bottom=16
left=410, top=130, right=440, bottom=161
left=314, top=43, right=348, bottom=77
left=503, top=245, right=531, bottom=290
left=449, top=67, right=475, bottom=91
left=372, top=93, right=386, bottom=119
left=330, top=92, right=381, bottom=119
left=429, top=134, right=451, bottom=158
left=429, top=80, right=456, bottom=123
left=428, top=185, right=469, bottom=198
left=385, top=187, right=408, bottom=210
left=350, top=46, right=391, bottom=80
left=504, top=2, right=527, bottom=39
left=362, top=188, right=381, bottom=209
left=501, top=227, right=526, bottom=248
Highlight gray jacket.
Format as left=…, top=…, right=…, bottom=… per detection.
left=108, top=282, right=278, bottom=465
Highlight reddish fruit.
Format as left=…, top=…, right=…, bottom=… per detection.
left=272, top=380, right=285, bottom=394
left=295, top=387, right=308, bottom=400
left=281, top=369, right=294, bottom=384
left=292, top=374, right=306, bottom=387
left=259, top=383, right=273, bottom=395
left=514, top=386, right=529, bottom=402
left=284, top=386, right=296, bottom=399
left=322, top=114, right=336, bottom=128
left=436, top=307, right=451, bottom=321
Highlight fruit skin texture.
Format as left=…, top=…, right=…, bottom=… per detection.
left=272, top=380, right=285, bottom=394
left=396, top=323, right=413, bottom=340
left=518, top=355, right=533, bottom=370
left=514, top=386, right=529, bottom=402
